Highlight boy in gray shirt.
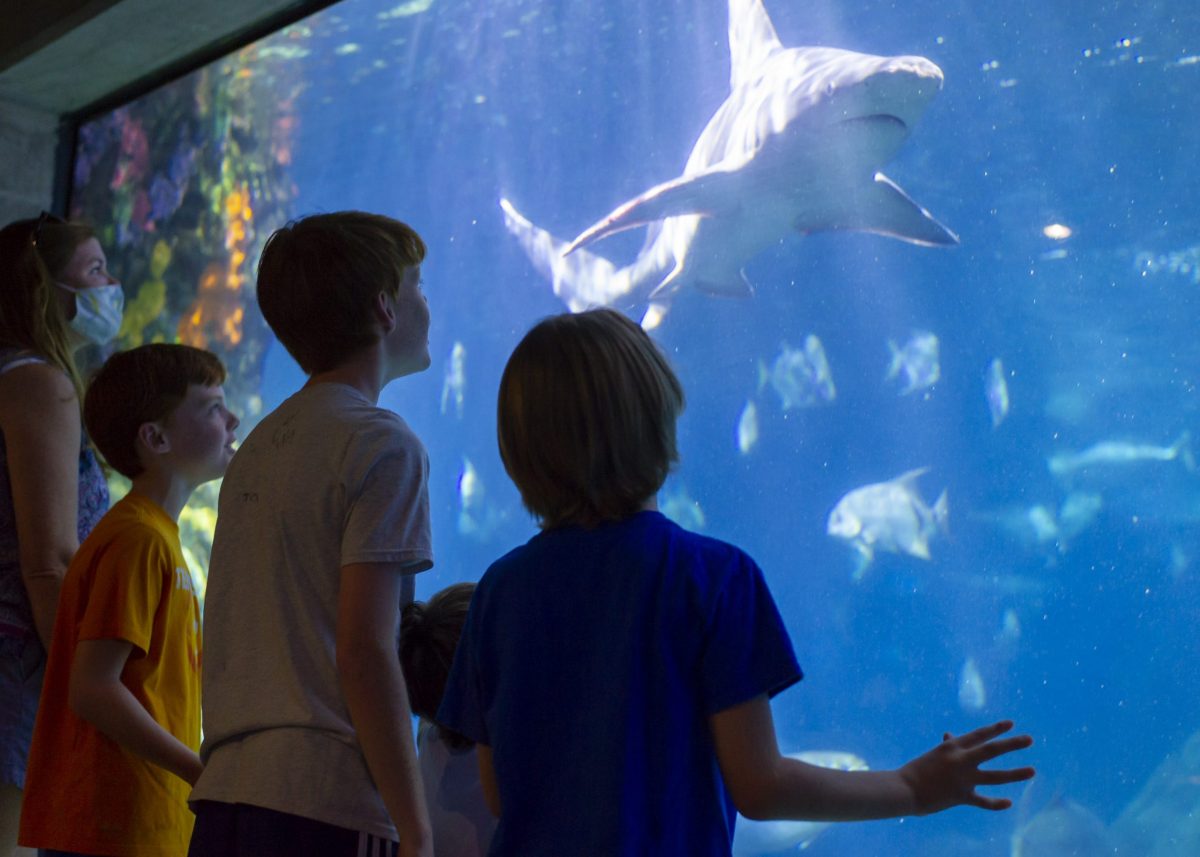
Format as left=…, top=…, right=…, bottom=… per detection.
left=189, top=212, right=434, bottom=857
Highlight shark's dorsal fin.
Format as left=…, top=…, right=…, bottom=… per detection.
left=729, top=0, right=783, bottom=91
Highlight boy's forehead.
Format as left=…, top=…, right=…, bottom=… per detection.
left=184, top=383, right=226, bottom=401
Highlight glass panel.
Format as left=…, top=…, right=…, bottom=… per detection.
left=69, top=0, right=1199, bottom=853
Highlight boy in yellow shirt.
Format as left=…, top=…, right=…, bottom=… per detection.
left=19, top=343, right=239, bottom=857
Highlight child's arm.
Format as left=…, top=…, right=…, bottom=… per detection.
left=69, top=639, right=204, bottom=785
left=710, top=694, right=1034, bottom=821
left=476, top=743, right=501, bottom=818
left=337, top=562, right=433, bottom=857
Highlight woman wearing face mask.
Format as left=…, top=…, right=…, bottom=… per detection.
left=0, top=213, right=118, bottom=856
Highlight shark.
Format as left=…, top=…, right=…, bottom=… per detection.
left=500, top=0, right=958, bottom=329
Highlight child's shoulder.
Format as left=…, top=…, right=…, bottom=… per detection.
left=283, top=383, right=418, bottom=435
left=647, top=511, right=752, bottom=564
left=83, top=494, right=178, bottom=555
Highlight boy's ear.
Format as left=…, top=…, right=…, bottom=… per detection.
left=374, top=290, right=397, bottom=334
left=136, top=421, right=170, bottom=457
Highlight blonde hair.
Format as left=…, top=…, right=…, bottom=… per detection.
left=0, top=216, right=96, bottom=394
left=497, top=308, right=684, bottom=529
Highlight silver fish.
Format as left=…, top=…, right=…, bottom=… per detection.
left=886, top=331, right=940, bottom=395
left=986, top=357, right=1010, bottom=427
left=758, top=335, right=836, bottom=411
left=660, top=481, right=706, bottom=531
left=827, top=467, right=948, bottom=578
left=1047, top=432, right=1194, bottom=477
left=958, top=656, right=986, bottom=712
left=736, top=399, right=759, bottom=455
left=440, top=341, right=466, bottom=419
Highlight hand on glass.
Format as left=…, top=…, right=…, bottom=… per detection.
left=899, top=720, right=1035, bottom=815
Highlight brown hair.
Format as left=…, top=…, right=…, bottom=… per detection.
left=256, top=211, right=426, bottom=374
left=399, top=582, right=476, bottom=750
left=0, top=215, right=97, bottom=393
left=497, top=308, right=685, bottom=529
left=84, top=343, right=227, bottom=478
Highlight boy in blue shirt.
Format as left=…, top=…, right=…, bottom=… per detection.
left=438, top=308, right=1035, bottom=856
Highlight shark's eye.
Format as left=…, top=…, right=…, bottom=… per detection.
left=826, top=82, right=836, bottom=96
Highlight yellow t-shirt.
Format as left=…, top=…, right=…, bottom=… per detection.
left=20, top=492, right=202, bottom=857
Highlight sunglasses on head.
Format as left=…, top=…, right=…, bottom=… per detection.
left=31, top=210, right=66, bottom=248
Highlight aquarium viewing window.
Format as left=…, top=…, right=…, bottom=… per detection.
left=68, top=0, right=1200, bottom=853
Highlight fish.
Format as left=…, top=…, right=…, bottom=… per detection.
left=1047, top=432, right=1195, bottom=478
left=660, top=481, right=706, bottom=531
left=1056, top=491, right=1103, bottom=541
left=457, top=455, right=482, bottom=530
left=500, top=0, right=956, bottom=329
left=986, top=358, right=1010, bottom=427
left=978, top=491, right=1102, bottom=553
left=758, top=335, right=836, bottom=411
left=885, top=331, right=940, bottom=395
left=827, top=467, right=948, bottom=578
left=997, top=608, right=1021, bottom=645
left=457, top=458, right=506, bottom=541
left=732, top=751, right=868, bottom=855
left=737, top=399, right=760, bottom=454
left=958, top=656, right=986, bottom=712
left=440, top=341, right=466, bottom=418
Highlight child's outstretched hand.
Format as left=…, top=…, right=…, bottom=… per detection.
left=898, top=720, right=1035, bottom=815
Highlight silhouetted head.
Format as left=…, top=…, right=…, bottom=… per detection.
left=498, top=308, right=685, bottom=529
left=256, top=211, right=426, bottom=374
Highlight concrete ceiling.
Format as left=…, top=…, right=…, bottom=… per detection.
left=0, top=0, right=336, bottom=118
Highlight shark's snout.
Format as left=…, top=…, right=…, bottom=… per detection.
left=884, top=55, right=945, bottom=89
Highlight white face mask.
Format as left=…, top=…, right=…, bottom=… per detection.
left=57, top=282, right=125, bottom=346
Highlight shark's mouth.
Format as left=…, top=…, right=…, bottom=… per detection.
left=839, top=113, right=909, bottom=132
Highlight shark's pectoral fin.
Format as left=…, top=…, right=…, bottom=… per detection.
left=806, top=173, right=959, bottom=247
left=566, top=168, right=743, bottom=254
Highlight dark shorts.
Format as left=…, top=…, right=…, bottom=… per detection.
left=0, top=633, right=45, bottom=788
left=188, top=801, right=398, bottom=857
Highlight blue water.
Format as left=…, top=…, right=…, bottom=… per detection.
left=71, top=0, right=1200, bottom=853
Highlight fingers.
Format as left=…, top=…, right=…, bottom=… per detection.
left=970, top=794, right=1014, bottom=811
left=967, top=733, right=1034, bottom=766
left=954, top=720, right=1015, bottom=748
left=975, top=765, right=1036, bottom=786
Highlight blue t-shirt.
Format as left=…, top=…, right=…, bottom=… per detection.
left=438, top=510, right=802, bottom=857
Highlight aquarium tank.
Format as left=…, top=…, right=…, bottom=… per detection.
left=67, top=0, right=1199, bottom=853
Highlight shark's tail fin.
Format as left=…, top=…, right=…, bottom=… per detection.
left=500, top=198, right=624, bottom=311
left=500, top=198, right=668, bottom=329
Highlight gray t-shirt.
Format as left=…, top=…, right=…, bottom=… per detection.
left=192, top=382, right=433, bottom=839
